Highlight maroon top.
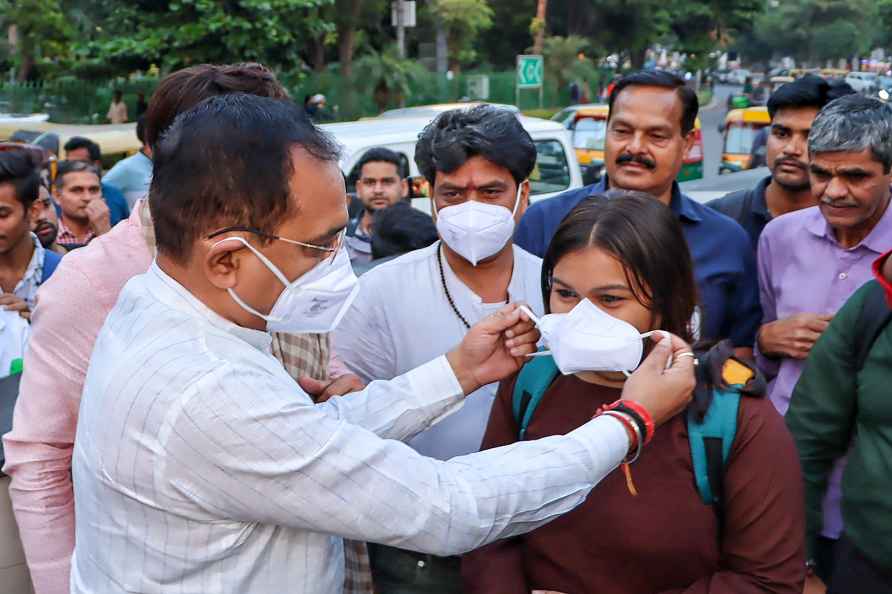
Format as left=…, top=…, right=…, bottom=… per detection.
left=462, top=373, right=805, bottom=594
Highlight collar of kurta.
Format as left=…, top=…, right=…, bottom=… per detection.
left=147, top=261, right=273, bottom=352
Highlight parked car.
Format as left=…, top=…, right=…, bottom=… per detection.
left=323, top=113, right=582, bottom=215
left=682, top=166, right=770, bottom=204
left=376, top=102, right=519, bottom=119
left=550, top=104, right=703, bottom=184
left=845, top=71, right=879, bottom=94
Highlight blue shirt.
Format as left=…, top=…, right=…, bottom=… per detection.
left=101, top=183, right=129, bottom=226
left=103, top=151, right=153, bottom=210
left=515, top=178, right=761, bottom=347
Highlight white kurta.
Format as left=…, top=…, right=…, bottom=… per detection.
left=334, top=241, right=545, bottom=460
left=71, top=262, right=626, bottom=594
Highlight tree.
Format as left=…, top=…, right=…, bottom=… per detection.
left=353, top=45, right=425, bottom=110
left=531, top=0, right=548, bottom=55
left=429, top=0, right=494, bottom=71
left=72, top=0, right=335, bottom=79
left=0, top=0, right=72, bottom=80
left=543, top=35, right=598, bottom=89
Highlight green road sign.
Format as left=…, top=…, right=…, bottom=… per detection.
left=516, top=55, right=544, bottom=89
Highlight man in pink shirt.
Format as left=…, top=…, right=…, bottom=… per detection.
left=1, top=63, right=365, bottom=594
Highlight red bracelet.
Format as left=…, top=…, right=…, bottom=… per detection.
left=598, top=400, right=655, bottom=445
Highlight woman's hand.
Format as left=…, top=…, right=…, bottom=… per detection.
left=620, top=332, right=695, bottom=426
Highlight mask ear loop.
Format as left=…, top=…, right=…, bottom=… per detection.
left=627, top=330, right=673, bottom=376
left=518, top=305, right=553, bottom=358
left=211, top=236, right=291, bottom=324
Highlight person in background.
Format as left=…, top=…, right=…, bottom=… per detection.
left=0, top=151, right=62, bottom=316
left=63, top=136, right=130, bottom=225
left=32, top=182, right=64, bottom=255
left=51, top=160, right=111, bottom=250
left=351, top=201, right=438, bottom=275
left=515, top=70, right=760, bottom=357
left=106, top=89, right=128, bottom=124
left=135, top=92, right=148, bottom=117
left=787, top=248, right=892, bottom=594
left=306, top=93, right=333, bottom=122
left=756, top=94, right=892, bottom=589
left=0, top=152, right=62, bottom=378
left=463, top=193, right=804, bottom=594
left=2, top=62, right=367, bottom=594
left=346, top=147, right=409, bottom=265
left=102, top=116, right=153, bottom=210
left=335, top=105, right=546, bottom=593
left=709, top=75, right=855, bottom=251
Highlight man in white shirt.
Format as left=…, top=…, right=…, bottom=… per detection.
left=333, top=105, right=545, bottom=591
left=72, top=93, right=694, bottom=594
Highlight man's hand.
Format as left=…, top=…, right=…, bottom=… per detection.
left=621, top=332, right=695, bottom=427
left=758, top=314, right=833, bottom=360
left=0, top=294, right=30, bottom=321
left=298, top=374, right=366, bottom=403
left=446, top=303, right=538, bottom=395
left=85, top=198, right=112, bottom=236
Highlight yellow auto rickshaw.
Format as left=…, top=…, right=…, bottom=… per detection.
left=719, top=106, right=771, bottom=174
left=0, top=121, right=141, bottom=170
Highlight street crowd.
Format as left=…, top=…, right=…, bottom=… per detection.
left=0, top=62, right=889, bottom=594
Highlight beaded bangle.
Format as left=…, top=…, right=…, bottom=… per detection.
left=602, top=410, right=643, bottom=464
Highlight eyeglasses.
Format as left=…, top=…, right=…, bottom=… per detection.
left=207, top=225, right=346, bottom=266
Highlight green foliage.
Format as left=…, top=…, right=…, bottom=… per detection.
left=430, top=0, right=495, bottom=68
left=353, top=45, right=428, bottom=110
left=69, top=0, right=335, bottom=79
left=542, top=36, right=599, bottom=89
left=0, top=0, right=73, bottom=80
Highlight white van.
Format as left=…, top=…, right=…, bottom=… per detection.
left=321, top=114, right=583, bottom=214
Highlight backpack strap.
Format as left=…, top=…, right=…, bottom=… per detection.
left=511, top=355, right=561, bottom=440
left=39, top=250, right=61, bottom=286
left=854, top=280, right=892, bottom=373
left=687, top=357, right=748, bottom=507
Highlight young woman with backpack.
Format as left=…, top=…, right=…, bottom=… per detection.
left=462, top=191, right=806, bottom=594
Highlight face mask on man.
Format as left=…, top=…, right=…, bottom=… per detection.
left=435, top=181, right=525, bottom=266
left=216, top=236, right=359, bottom=334
left=520, top=300, right=665, bottom=376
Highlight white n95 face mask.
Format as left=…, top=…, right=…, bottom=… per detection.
left=520, top=300, right=662, bottom=376
left=218, top=236, right=359, bottom=334
left=435, top=182, right=524, bottom=266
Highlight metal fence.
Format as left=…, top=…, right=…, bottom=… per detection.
left=0, top=71, right=584, bottom=124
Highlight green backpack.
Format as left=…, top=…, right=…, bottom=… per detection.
left=511, top=353, right=749, bottom=507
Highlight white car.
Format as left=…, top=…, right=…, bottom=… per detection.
left=322, top=113, right=582, bottom=215
left=845, top=71, right=878, bottom=94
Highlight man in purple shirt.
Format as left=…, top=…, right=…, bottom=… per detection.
left=757, top=94, right=892, bottom=581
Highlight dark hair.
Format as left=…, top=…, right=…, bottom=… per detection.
left=371, top=202, right=438, bottom=259
left=149, top=93, right=340, bottom=262
left=415, top=105, right=536, bottom=186
left=608, top=70, right=699, bottom=135
left=144, top=63, right=289, bottom=149
left=63, top=136, right=101, bottom=162
left=766, top=74, right=855, bottom=119
left=356, top=147, right=405, bottom=180
left=113, top=89, right=123, bottom=100
left=136, top=115, right=146, bottom=145
left=0, top=151, right=41, bottom=209
left=55, top=160, right=101, bottom=189
left=541, top=191, right=697, bottom=343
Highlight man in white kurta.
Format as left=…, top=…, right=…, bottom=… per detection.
left=70, top=93, right=694, bottom=594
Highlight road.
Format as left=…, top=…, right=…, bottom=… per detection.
left=700, top=84, right=737, bottom=178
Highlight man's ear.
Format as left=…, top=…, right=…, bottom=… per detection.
left=400, top=178, right=409, bottom=199
left=516, top=179, right=531, bottom=221
left=204, top=237, right=245, bottom=290
left=683, top=129, right=696, bottom=155
left=27, top=200, right=41, bottom=226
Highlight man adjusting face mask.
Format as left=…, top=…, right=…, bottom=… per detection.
left=435, top=182, right=526, bottom=266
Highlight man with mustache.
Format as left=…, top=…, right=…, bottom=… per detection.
left=515, top=70, right=760, bottom=354
left=32, top=182, right=65, bottom=255
left=709, top=75, right=855, bottom=251
left=756, top=94, right=892, bottom=588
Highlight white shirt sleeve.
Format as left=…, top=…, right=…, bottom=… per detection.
left=161, top=357, right=628, bottom=556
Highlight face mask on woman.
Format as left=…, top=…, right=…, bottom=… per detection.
left=520, top=300, right=666, bottom=376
